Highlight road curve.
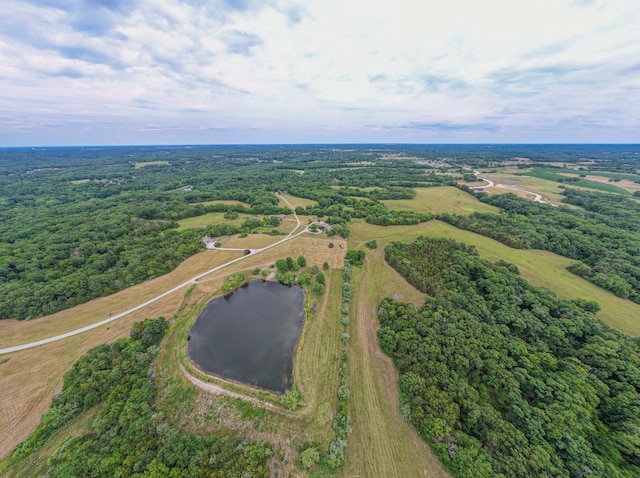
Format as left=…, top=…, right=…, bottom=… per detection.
left=0, top=194, right=310, bottom=355
left=473, top=170, right=555, bottom=206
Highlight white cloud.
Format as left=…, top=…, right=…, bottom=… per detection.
left=0, top=0, right=638, bottom=145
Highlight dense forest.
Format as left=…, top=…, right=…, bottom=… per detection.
left=3, top=318, right=271, bottom=477
left=439, top=190, right=640, bottom=302
left=380, top=237, right=640, bottom=478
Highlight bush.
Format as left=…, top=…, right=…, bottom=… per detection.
left=312, top=284, right=325, bottom=295
left=300, top=447, right=320, bottom=469
left=364, top=240, right=378, bottom=249
left=345, top=249, right=365, bottom=266
left=297, top=256, right=307, bottom=267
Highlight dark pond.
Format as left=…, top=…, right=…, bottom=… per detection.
left=188, top=280, right=306, bottom=394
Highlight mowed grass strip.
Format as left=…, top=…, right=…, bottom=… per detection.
left=344, top=246, right=450, bottom=478
left=382, top=186, right=499, bottom=215
left=350, top=219, right=640, bottom=336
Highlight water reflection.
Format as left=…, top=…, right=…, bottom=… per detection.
left=188, top=281, right=305, bottom=393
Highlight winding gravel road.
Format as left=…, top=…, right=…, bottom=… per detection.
left=0, top=195, right=310, bottom=355
left=473, top=170, right=555, bottom=206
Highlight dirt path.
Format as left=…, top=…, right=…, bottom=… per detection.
left=181, top=365, right=283, bottom=413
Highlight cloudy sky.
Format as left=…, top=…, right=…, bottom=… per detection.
left=1, top=0, right=639, bottom=146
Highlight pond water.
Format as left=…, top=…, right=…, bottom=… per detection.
left=188, top=280, right=306, bottom=394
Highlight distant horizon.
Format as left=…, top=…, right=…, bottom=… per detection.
left=2, top=142, right=640, bottom=149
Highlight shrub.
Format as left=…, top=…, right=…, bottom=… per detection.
left=300, top=447, right=320, bottom=469
left=364, top=240, right=378, bottom=250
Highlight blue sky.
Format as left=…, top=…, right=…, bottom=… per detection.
left=1, top=0, right=639, bottom=146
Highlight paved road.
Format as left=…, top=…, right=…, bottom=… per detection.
left=0, top=194, right=311, bottom=355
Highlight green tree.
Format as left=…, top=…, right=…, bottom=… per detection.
left=275, top=259, right=288, bottom=274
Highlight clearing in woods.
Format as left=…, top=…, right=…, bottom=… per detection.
left=382, top=186, right=499, bottom=215
left=277, top=193, right=319, bottom=209
left=176, top=212, right=246, bottom=230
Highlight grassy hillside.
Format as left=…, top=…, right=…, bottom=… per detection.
left=382, top=186, right=499, bottom=215
left=350, top=219, right=640, bottom=336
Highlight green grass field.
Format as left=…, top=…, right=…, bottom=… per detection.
left=350, top=219, right=640, bottom=336
left=383, top=186, right=499, bottom=215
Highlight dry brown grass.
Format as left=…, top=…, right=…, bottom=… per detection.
left=577, top=175, right=640, bottom=193
left=0, top=291, right=184, bottom=458
left=481, top=173, right=567, bottom=203
left=278, top=194, right=318, bottom=209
